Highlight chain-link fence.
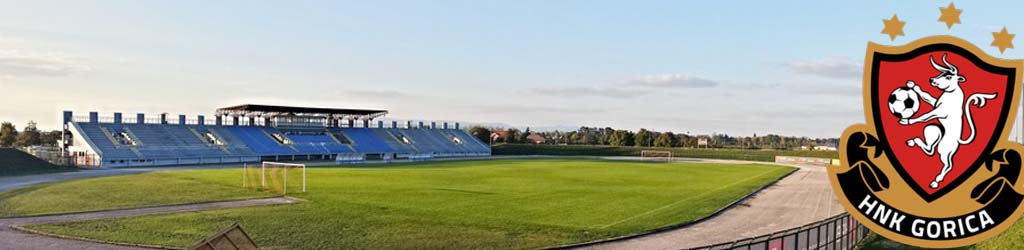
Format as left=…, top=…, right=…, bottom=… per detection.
left=19, top=146, right=100, bottom=168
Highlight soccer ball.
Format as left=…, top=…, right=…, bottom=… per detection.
left=888, top=87, right=919, bottom=119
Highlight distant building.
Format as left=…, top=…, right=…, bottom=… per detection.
left=526, top=134, right=546, bottom=144
left=490, top=131, right=508, bottom=143
left=800, top=145, right=838, bottom=151
left=814, top=145, right=838, bottom=151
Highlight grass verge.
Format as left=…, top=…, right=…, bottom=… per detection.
left=0, top=148, right=75, bottom=177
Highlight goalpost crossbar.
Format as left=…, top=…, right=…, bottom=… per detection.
left=244, top=161, right=307, bottom=194
left=640, top=150, right=673, bottom=161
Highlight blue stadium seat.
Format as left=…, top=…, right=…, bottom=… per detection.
left=225, top=126, right=296, bottom=155
left=73, top=123, right=138, bottom=159
left=74, top=120, right=490, bottom=167
left=286, top=133, right=353, bottom=154
left=339, top=128, right=394, bottom=153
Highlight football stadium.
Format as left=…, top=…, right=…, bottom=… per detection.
left=1, top=101, right=1020, bottom=249
left=0, top=105, right=857, bottom=250
left=8, top=2, right=1024, bottom=250
left=59, top=104, right=490, bottom=167
left=1, top=104, right=1019, bottom=249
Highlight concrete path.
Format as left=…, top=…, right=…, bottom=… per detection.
left=0, top=197, right=300, bottom=250
left=578, top=163, right=844, bottom=250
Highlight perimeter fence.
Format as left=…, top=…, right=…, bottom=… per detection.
left=687, top=213, right=868, bottom=250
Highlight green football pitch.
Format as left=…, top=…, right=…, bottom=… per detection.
left=2, top=158, right=793, bottom=249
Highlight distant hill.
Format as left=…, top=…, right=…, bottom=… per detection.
left=0, top=148, right=75, bottom=177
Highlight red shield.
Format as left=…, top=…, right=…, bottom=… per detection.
left=872, top=44, right=1015, bottom=201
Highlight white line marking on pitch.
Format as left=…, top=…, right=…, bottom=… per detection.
left=598, top=169, right=783, bottom=229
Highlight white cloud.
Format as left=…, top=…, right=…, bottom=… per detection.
left=529, top=74, right=719, bottom=98
left=0, top=50, right=91, bottom=77
left=785, top=57, right=862, bottom=79
left=801, top=84, right=862, bottom=96
left=623, top=74, right=720, bottom=88
left=343, top=89, right=414, bottom=98
left=470, top=104, right=608, bottom=114
left=528, top=86, right=645, bottom=98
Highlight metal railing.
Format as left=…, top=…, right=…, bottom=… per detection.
left=71, top=117, right=461, bottom=130
left=688, top=213, right=868, bottom=250
left=19, top=146, right=101, bottom=168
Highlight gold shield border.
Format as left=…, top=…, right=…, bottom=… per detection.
left=830, top=35, right=1024, bottom=248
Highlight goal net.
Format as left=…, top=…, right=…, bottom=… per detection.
left=640, top=150, right=673, bottom=161
left=243, top=162, right=306, bottom=195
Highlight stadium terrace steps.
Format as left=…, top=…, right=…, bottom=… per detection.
left=204, top=126, right=257, bottom=155
left=225, top=126, right=295, bottom=155
left=286, top=133, right=353, bottom=153
left=403, top=129, right=448, bottom=153
left=187, top=127, right=212, bottom=146
left=378, top=129, right=420, bottom=153
left=323, top=129, right=345, bottom=144
left=447, top=129, right=490, bottom=153
left=339, top=128, right=395, bottom=153
left=71, top=122, right=490, bottom=167
left=74, top=123, right=136, bottom=159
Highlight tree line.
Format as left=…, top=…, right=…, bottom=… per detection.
left=468, top=126, right=838, bottom=150
left=0, top=121, right=61, bottom=148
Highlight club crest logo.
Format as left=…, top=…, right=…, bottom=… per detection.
left=830, top=34, right=1024, bottom=248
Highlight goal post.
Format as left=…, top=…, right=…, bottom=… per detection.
left=640, top=150, right=673, bottom=161
left=243, top=161, right=306, bottom=194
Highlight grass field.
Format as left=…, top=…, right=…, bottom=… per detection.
left=0, top=148, right=75, bottom=177
left=7, top=158, right=793, bottom=249
left=0, top=171, right=271, bottom=216
left=972, top=218, right=1024, bottom=249
left=491, top=144, right=839, bottom=162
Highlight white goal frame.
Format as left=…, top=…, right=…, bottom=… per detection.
left=640, top=150, right=673, bottom=161
left=243, top=161, right=306, bottom=194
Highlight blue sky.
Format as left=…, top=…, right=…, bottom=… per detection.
left=1, top=1, right=1022, bottom=138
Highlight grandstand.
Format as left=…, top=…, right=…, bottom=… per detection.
left=58, top=104, right=491, bottom=167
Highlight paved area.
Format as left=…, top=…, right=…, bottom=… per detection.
left=0, top=197, right=300, bottom=250
left=579, top=163, right=844, bottom=250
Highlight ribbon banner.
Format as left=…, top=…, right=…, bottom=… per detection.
left=836, top=131, right=1023, bottom=241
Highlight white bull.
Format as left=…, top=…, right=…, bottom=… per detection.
left=902, top=54, right=997, bottom=189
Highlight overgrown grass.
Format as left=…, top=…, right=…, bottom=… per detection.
left=972, top=215, right=1024, bottom=249
left=491, top=144, right=839, bottom=162
left=19, top=158, right=792, bottom=249
left=0, top=148, right=75, bottom=177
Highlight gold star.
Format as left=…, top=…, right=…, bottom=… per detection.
left=937, top=2, right=962, bottom=29
left=992, top=27, right=1015, bottom=53
left=882, top=14, right=906, bottom=41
